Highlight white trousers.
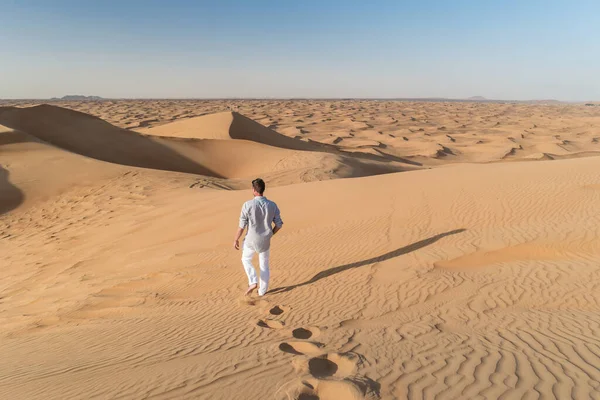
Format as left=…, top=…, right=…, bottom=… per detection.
left=241, top=242, right=270, bottom=296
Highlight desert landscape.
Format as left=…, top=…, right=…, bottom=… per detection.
left=1, top=99, right=600, bottom=399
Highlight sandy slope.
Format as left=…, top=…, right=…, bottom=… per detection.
left=1, top=103, right=600, bottom=399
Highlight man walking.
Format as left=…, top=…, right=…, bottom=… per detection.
left=234, top=178, right=283, bottom=296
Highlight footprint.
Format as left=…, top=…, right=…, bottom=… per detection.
left=299, top=352, right=359, bottom=378
left=268, top=311, right=378, bottom=398
left=239, top=297, right=269, bottom=308
left=309, top=380, right=363, bottom=399
left=291, top=378, right=377, bottom=400
left=258, top=319, right=285, bottom=329
left=308, top=357, right=338, bottom=378
left=325, top=353, right=360, bottom=376
left=292, top=326, right=320, bottom=340
left=269, top=305, right=289, bottom=315
left=297, top=393, right=319, bottom=400
left=280, top=344, right=379, bottom=399
left=279, top=341, right=325, bottom=356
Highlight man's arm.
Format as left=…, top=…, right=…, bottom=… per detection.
left=272, top=205, right=283, bottom=235
left=234, top=204, right=248, bottom=250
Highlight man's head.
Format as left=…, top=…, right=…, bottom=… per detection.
left=252, top=178, right=265, bottom=196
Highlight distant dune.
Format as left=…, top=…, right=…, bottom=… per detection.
left=467, top=96, right=487, bottom=100
left=50, top=95, right=104, bottom=101
left=8, top=99, right=598, bottom=166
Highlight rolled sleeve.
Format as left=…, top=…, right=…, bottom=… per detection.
left=239, top=204, right=248, bottom=229
left=273, top=205, right=283, bottom=228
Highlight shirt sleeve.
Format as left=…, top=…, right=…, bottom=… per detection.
left=273, top=205, right=283, bottom=228
left=239, top=203, right=248, bottom=229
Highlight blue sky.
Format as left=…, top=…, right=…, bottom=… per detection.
left=2, top=0, right=599, bottom=100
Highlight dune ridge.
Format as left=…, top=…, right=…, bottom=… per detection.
left=0, top=106, right=413, bottom=197
left=138, top=111, right=317, bottom=151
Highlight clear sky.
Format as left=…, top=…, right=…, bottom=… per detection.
left=2, top=0, right=599, bottom=100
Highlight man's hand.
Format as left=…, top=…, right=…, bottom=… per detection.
left=233, top=227, right=244, bottom=250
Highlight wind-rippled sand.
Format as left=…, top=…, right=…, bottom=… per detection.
left=1, top=100, right=600, bottom=399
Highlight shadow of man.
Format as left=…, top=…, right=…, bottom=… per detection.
left=270, top=229, right=466, bottom=295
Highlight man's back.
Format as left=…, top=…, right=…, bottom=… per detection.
left=239, top=196, right=283, bottom=253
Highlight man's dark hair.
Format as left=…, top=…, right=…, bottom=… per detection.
left=252, top=178, right=265, bottom=194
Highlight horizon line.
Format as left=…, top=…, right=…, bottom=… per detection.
left=1, top=96, right=598, bottom=104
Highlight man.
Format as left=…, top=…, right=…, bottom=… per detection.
left=233, top=178, right=283, bottom=296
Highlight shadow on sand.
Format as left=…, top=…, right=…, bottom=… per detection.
left=270, top=229, right=466, bottom=294
left=0, top=105, right=224, bottom=178
left=0, top=166, right=24, bottom=216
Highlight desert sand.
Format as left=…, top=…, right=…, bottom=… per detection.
left=1, top=100, right=600, bottom=399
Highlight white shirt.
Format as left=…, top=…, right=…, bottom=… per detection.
left=239, top=196, right=283, bottom=253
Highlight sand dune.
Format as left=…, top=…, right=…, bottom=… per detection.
left=0, top=105, right=216, bottom=176
left=0, top=124, right=119, bottom=204
left=6, top=99, right=597, bottom=166
left=139, top=110, right=413, bottom=171
left=0, top=117, right=194, bottom=213
left=2, top=101, right=600, bottom=399
left=138, top=111, right=319, bottom=151
left=0, top=106, right=411, bottom=190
